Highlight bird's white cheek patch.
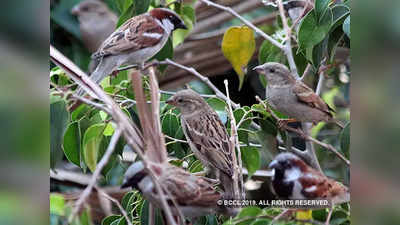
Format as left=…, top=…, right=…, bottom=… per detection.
left=284, top=167, right=301, bottom=182
left=162, top=19, right=174, bottom=32
left=143, top=32, right=163, bottom=39
left=304, top=185, right=317, bottom=192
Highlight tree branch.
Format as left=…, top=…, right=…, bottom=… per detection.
left=198, top=0, right=284, bottom=49
left=69, top=129, right=122, bottom=223
left=255, top=96, right=349, bottom=166
left=97, top=187, right=134, bottom=225
left=224, top=79, right=242, bottom=200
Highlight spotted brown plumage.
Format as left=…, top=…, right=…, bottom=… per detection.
left=92, top=14, right=164, bottom=59
left=166, top=89, right=236, bottom=200
left=76, top=8, right=187, bottom=96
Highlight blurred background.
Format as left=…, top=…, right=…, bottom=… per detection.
left=0, top=0, right=399, bottom=224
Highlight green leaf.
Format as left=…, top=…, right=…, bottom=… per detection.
left=298, top=9, right=333, bottom=63
left=256, top=120, right=278, bottom=165
left=250, top=219, right=271, bottom=225
left=63, top=121, right=81, bottom=167
left=328, top=26, right=345, bottom=63
left=102, top=215, right=121, bottom=225
left=162, top=113, right=180, bottom=137
left=340, top=122, right=350, bottom=158
left=331, top=4, right=350, bottom=30
left=343, top=15, right=350, bottom=38
left=222, top=26, right=256, bottom=90
left=116, top=0, right=150, bottom=27
left=241, top=146, right=260, bottom=178
left=140, top=200, right=164, bottom=225
left=50, top=99, right=69, bottom=169
left=315, top=0, right=330, bottom=20
left=206, top=97, right=227, bottom=124
left=50, top=194, right=65, bottom=216
left=121, top=191, right=135, bottom=210
left=236, top=207, right=262, bottom=225
left=133, top=0, right=150, bottom=15
left=172, top=6, right=195, bottom=47
left=258, top=40, right=286, bottom=65
left=83, top=123, right=106, bottom=172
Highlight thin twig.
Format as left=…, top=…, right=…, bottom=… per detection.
left=159, top=89, right=217, bottom=98
left=301, top=63, right=313, bottom=80
left=69, top=129, right=122, bottom=223
left=277, top=0, right=298, bottom=78
left=224, top=80, right=243, bottom=200
left=231, top=214, right=324, bottom=225
left=325, top=206, right=334, bottom=225
left=255, top=96, right=349, bottom=166
left=165, top=135, right=188, bottom=144
left=270, top=208, right=289, bottom=225
left=198, top=0, right=284, bottom=49
left=97, top=187, right=134, bottom=225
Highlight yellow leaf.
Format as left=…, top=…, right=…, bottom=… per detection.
left=296, top=209, right=313, bottom=222
left=221, top=26, right=256, bottom=90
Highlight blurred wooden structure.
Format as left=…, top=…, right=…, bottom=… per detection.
left=160, top=0, right=277, bottom=89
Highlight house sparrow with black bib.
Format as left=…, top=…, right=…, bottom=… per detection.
left=166, top=90, right=236, bottom=200
left=253, top=62, right=343, bottom=128
left=268, top=152, right=349, bottom=206
left=121, top=161, right=236, bottom=218
left=76, top=8, right=187, bottom=95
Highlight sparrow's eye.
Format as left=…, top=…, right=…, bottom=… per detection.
left=269, top=68, right=276, bottom=73
left=177, top=98, right=184, bottom=103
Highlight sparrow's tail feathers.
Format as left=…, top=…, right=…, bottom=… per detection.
left=76, top=57, right=117, bottom=96
left=220, top=172, right=237, bottom=201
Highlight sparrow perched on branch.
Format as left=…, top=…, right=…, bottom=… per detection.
left=253, top=62, right=343, bottom=127
left=76, top=8, right=187, bottom=95
left=71, top=0, right=118, bottom=53
left=166, top=90, right=236, bottom=200
left=121, top=161, right=235, bottom=218
left=269, top=152, right=350, bottom=206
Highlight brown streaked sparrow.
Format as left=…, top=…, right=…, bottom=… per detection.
left=269, top=152, right=350, bottom=206
left=121, top=161, right=235, bottom=218
left=253, top=62, right=343, bottom=127
left=71, top=0, right=118, bottom=53
left=76, top=8, right=187, bottom=95
left=166, top=90, right=236, bottom=200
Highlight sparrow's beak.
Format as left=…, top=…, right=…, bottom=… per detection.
left=177, top=21, right=188, bottom=30
left=253, top=65, right=264, bottom=73
left=165, top=97, right=176, bottom=106
left=71, top=5, right=80, bottom=16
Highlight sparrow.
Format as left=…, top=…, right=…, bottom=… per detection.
left=253, top=62, right=343, bottom=127
left=71, top=0, right=118, bottom=53
left=76, top=8, right=187, bottom=95
left=268, top=152, right=350, bottom=206
left=121, top=161, right=235, bottom=218
left=166, top=89, right=236, bottom=200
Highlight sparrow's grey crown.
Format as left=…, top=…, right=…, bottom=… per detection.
left=253, top=62, right=294, bottom=85
left=166, top=89, right=208, bottom=116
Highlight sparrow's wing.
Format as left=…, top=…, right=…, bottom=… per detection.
left=299, top=170, right=347, bottom=200
left=182, top=113, right=234, bottom=177
left=92, top=14, right=164, bottom=59
left=293, top=81, right=334, bottom=115
left=162, top=165, right=221, bottom=207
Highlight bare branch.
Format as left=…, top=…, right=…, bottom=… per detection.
left=277, top=0, right=299, bottom=78
left=69, top=129, right=122, bottom=223
left=255, top=96, right=349, bottom=166
left=198, top=0, right=284, bottom=49
left=97, top=187, right=134, bottom=225
left=224, top=79, right=243, bottom=200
